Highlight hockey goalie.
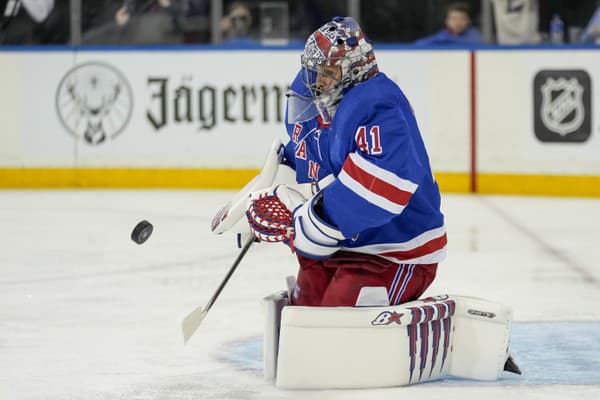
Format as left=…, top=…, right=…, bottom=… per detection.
left=211, top=16, right=521, bottom=389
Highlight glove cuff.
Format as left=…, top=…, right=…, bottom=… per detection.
left=292, top=194, right=344, bottom=259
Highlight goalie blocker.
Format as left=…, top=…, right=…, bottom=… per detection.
left=263, top=290, right=519, bottom=389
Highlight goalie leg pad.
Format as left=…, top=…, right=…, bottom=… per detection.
left=263, top=290, right=289, bottom=381
left=264, top=294, right=514, bottom=389
left=448, top=296, right=513, bottom=381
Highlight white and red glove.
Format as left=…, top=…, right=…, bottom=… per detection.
left=246, top=185, right=345, bottom=259
left=245, top=185, right=305, bottom=246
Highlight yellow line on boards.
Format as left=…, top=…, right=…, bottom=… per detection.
left=478, top=173, right=600, bottom=198
left=0, top=168, right=260, bottom=189
left=433, top=172, right=471, bottom=194
left=0, top=169, right=599, bottom=197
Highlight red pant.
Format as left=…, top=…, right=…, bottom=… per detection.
left=291, top=251, right=438, bottom=306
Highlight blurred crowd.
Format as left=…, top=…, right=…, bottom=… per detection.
left=2, top=0, right=600, bottom=46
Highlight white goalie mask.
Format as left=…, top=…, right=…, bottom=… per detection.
left=300, top=16, right=379, bottom=124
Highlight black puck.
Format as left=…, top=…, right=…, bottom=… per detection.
left=131, top=220, right=153, bottom=245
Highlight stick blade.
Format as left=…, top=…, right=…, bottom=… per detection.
left=181, top=305, right=208, bottom=344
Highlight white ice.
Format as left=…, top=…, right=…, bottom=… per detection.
left=1, top=190, right=599, bottom=400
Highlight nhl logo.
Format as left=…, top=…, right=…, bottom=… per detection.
left=55, top=62, right=133, bottom=145
left=533, top=70, right=591, bottom=143
left=540, top=77, right=584, bottom=136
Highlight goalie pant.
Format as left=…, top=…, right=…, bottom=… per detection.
left=292, top=251, right=437, bottom=306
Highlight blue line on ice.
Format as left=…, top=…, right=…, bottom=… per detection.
left=222, top=322, right=600, bottom=385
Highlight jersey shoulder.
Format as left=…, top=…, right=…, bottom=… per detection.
left=336, top=73, right=408, bottom=122
left=327, top=74, right=414, bottom=169
left=333, top=73, right=412, bottom=135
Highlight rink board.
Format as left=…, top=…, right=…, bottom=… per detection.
left=0, top=48, right=599, bottom=196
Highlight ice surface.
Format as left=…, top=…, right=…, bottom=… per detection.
left=0, top=190, right=598, bottom=399
left=221, top=321, right=600, bottom=385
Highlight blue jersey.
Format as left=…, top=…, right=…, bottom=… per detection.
left=284, top=73, right=446, bottom=264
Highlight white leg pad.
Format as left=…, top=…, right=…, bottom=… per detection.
left=262, top=290, right=289, bottom=381
left=263, top=294, right=513, bottom=389
left=449, top=296, right=513, bottom=380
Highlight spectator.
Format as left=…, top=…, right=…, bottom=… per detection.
left=220, top=1, right=256, bottom=45
left=1, top=0, right=55, bottom=44
left=581, top=3, right=600, bottom=43
left=491, top=0, right=541, bottom=44
left=82, top=0, right=186, bottom=45
left=81, top=0, right=136, bottom=45
left=118, top=0, right=187, bottom=44
left=415, top=2, right=482, bottom=45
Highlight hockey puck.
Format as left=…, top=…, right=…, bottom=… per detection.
left=131, top=220, right=153, bottom=245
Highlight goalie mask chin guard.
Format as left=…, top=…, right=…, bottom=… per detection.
left=300, top=16, right=379, bottom=124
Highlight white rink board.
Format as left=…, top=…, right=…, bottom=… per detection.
left=378, top=51, right=471, bottom=173
left=9, top=51, right=297, bottom=168
left=5, top=48, right=600, bottom=178
left=477, top=50, right=600, bottom=175
left=0, top=53, right=20, bottom=165
left=0, top=49, right=470, bottom=171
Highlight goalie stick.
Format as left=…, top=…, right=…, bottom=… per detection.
left=181, top=236, right=255, bottom=343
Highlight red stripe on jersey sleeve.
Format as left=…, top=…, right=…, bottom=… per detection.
left=342, top=156, right=413, bottom=206
left=380, top=233, right=447, bottom=260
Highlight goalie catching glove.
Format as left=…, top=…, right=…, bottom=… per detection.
left=246, top=185, right=345, bottom=259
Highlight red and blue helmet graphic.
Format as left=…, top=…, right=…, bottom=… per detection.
left=302, top=16, right=379, bottom=91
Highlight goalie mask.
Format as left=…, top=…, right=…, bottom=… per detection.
left=286, top=70, right=320, bottom=124
left=301, top=16, right=379, bottom=123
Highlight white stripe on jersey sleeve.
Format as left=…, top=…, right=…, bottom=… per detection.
left=348, top=153, right=419, bottom=194
left=350, top=226, right=446, bottom=254
left=338, top=169, right=407, bottom=214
